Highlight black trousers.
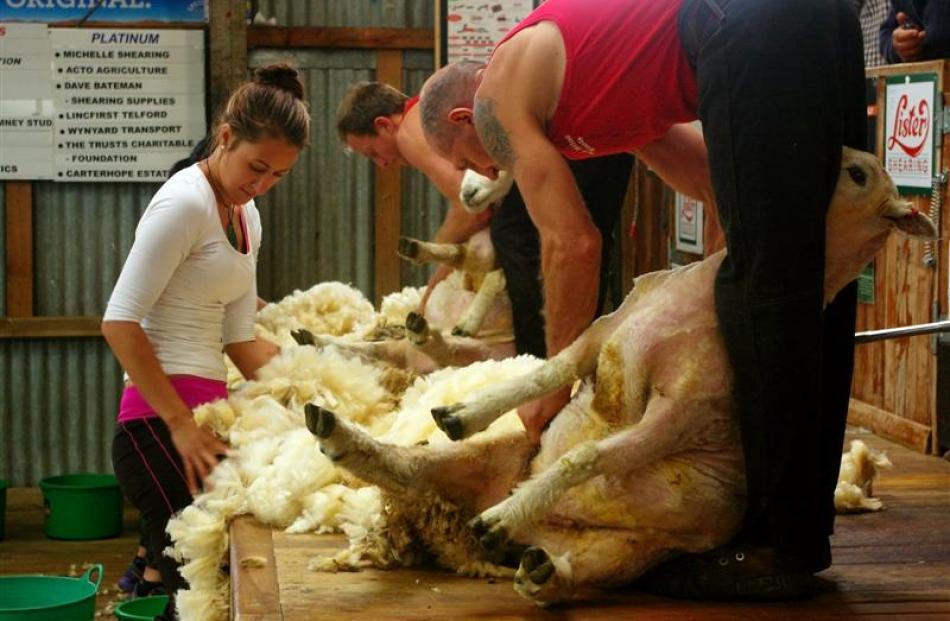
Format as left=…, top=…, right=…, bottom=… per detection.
left=678, top=0, right=865, bottom=566
left=490, top=153, right=634, bottom=358
left=113, top=418, right=193, bottom=620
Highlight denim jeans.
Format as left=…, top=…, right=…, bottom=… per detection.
left=678, top=0, right=865, bottom=564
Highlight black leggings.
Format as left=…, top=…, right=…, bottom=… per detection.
left=679, top=0, right=865, bottom=566
left=113, top=418, right=193, bottom=620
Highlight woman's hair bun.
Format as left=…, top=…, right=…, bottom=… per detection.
left=254, top=63, right=304, bottom=101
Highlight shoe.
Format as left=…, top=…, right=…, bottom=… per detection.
left=639, top=545, right=816, bottom=601
left=117, top=556, right=147, bottom=593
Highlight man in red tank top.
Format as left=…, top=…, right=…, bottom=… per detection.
left=420, top=0, right=866, bottom=602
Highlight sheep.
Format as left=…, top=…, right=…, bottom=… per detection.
left=305, top=148, right=937, bottom=606
left=460, top=168, right=515, bottom=214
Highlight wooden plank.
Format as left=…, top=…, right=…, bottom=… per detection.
left=234, top=429, right=950, bottom=620
left=849, top=398, right=931, bottom=453
left=373, top=49, right=403, bottom=306
left=0, top=316, right=101, bottom=339
left=247, top=26, right=434, bottom=50
left=5, top=181, right=33, bottom=317
left=631, top=163, right=669, bottom=278
left=230, top=515, right=282, bottom=621
left=209, top=0, right=247, bottom=122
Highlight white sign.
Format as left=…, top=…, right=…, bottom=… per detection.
left=884, top=75, right=936, bottom=193
left=444, top=0, right=535, bottom=65
left=675, top=192, right=704, bottom=255
left=0, top=23, right=55, bottom=179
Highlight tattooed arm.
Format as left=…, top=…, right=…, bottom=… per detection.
left=474, top=24, right=600, bottom=440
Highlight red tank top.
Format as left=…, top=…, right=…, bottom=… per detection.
left=404, top=94, right=420, bottom=114
left=494, top=0, right=698, bottom=159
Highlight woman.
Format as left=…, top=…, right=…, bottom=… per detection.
left=103, top=63, right=309, bottom=619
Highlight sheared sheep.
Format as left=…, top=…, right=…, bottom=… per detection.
left=305, top=148, right=937, bottom=605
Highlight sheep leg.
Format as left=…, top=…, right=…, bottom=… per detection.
left=292, top=328, right=409, bottom=367
left=472, top=395, right=682, bottom=554
left=431, top=303, right=631, bottom=440
left=406, top=311, right=499, bottom=368
left=452, top=269, right=506, bottom=337
left=511, top=528, right=668, bottom=606
left=305, top=403, right=534, bottom=510
left=398, top=236, right=464, bottom=268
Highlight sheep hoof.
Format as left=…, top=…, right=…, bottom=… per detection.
left=520, top=547, right=554, bottom=586
left=432, top=404, right=465, bottom=440
left=451, top=325, right=472, bottom=337
left=292, top=328, right=316, bottom=346
left=305, top=403, right=336, bottom=438
left=478, top=525, right=510, bottom=554
left=405, top=311, right=429, bottom=340
left=397, top=237, right=421, bottom=261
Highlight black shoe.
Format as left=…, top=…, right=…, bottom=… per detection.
left=132, top=578, right=167, bottom=599
left=639, top=545, right=816, bottom=601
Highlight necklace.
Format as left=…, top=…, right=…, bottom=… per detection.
left=202, top=156, right=243, bottom=252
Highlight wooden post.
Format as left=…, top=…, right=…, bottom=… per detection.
left=5, top=181, right=33, bottom=317
left=373, top=49, right=404, bottom=306
left=208, top=0, right=247, bottom=120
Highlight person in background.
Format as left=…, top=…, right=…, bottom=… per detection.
left=853, top=0, right=890, bottom=67
left=336, top=80, right=633, bottom=360
left=419, top=0, right=864, bottom=599
left=880, top=0, right=950, bottom=63
left=103, top=63, right=309, bottom=620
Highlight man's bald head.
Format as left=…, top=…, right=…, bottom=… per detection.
left=420, top=61, right=483, bottom=155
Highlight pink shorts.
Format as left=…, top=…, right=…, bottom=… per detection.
left=118, top=375, right=228, bottom=423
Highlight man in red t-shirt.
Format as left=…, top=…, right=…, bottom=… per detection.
left=420, top=0, right=866, bottom=602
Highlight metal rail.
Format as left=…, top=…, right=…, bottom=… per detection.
left=855, top=320, right=950, bottom=344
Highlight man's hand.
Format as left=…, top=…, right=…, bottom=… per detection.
left=517, top=386, right=571, bottom=444
left=892, top=12, right=926, bottom=62
left=167, top=415, right=229, bottom=496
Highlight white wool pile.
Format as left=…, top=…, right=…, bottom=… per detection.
left=170, top=349, right=541, bottom=621
left=256, top=281, right=377, bottom=340
left=379, top=286, right=423, bottom=326
left=835, top=439, right=892, bottom=513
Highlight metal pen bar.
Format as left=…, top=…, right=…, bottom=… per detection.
left=855, top=320, right=950, bottom=344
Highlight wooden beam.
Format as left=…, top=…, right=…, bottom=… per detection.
left=0, top=316, right=102, bottom=339
left=849, top=398, right=932, bottom=454
left=373, top=49, right=404, bottom=306
left=5, top=181, right=33, bottom=317
left=208, top=0, right=247, bottom=119
left=230, top=516, right=281, bottom=621
left=247, top=26, right=433, bottom=50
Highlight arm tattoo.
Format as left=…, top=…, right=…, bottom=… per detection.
left=474, top=98, right=516, bottom=169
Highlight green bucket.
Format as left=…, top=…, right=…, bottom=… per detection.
left=0, top=564, right=102, bottom=621
left=39, top=474, right=122, bottom=540
left=0, top=478, right=7, bottom=540
left=114, top=595, right=168, bottom=621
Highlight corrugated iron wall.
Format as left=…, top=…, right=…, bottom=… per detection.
left=1, top=7, right=443, bottom=485
left=249, top=47, right=441, bottom=301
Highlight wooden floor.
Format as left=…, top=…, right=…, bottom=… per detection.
left=2, top=428, right=948, bottom=620
left=234, top=429, right=950, bottom=621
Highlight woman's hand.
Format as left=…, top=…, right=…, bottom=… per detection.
left=166, top=415, right=229, bottom=495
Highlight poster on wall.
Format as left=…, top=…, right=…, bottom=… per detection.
left=437, top=0, right=536, bottom=67
left=0, top=1, right=206, bottom=24
left=674, top=192, right=704, bottom=255
left=883, top=73, right=938, bottom=195
left=49, top=28, right=205, bottom=182
left=0, top=22, right=55, bottom=179
left=0, top=24, right=205, bottom=182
